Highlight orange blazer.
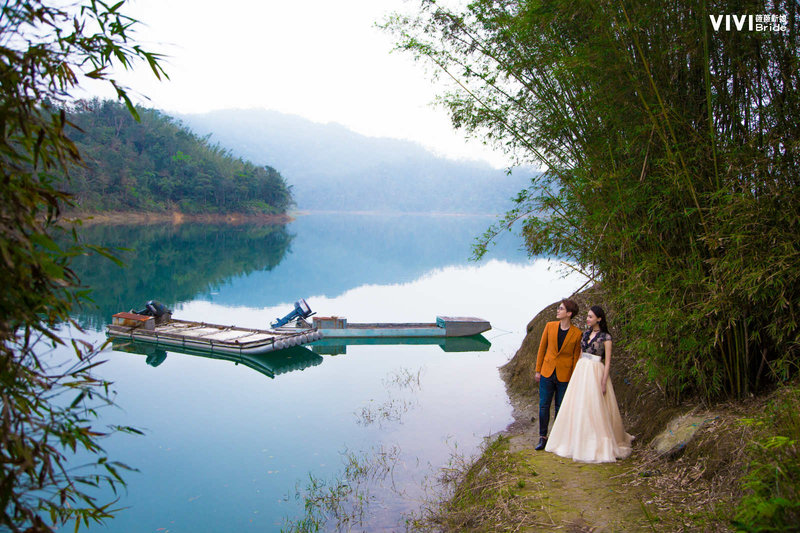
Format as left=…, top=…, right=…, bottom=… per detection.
left=535, top=321, right=582, bottom=382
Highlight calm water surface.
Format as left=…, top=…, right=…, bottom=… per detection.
left=60, top=213, right=582, bottom=532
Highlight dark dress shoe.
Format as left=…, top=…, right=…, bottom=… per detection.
left=535, top=437, right=547, bottom=451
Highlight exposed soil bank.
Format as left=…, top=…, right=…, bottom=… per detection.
left=64, top=211, right=293, bottom=225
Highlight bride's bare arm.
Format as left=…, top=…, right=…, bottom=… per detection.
left=602, top=340, right=612, bottom=394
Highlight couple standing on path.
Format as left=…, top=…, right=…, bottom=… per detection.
left=534, top=299, right=633, bottom=463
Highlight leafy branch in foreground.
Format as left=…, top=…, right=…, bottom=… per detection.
left=1, top=0, right=165, bottom=530
left=385, top=0, right=800, bottom=401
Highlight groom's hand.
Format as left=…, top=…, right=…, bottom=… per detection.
left=534, top=372, right=541, bottom=383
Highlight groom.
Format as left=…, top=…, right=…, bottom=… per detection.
left=534, top=298, right=582, bottom=450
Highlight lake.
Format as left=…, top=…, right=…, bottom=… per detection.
left=59, top=212, right=583, bottom=532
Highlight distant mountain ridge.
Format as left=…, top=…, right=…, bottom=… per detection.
left=180, top=109, right=536, bottom=213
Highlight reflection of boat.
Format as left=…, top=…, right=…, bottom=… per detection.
left=309, top=334, right=492, bottom=355
left=107, top=310, right=322, bottom=355
left=111, top=339, right=323, bottom=379
left=297, top=316, right=491, bottom=338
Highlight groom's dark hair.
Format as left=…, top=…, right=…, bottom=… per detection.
left=561, top=299, right=579, bottom=319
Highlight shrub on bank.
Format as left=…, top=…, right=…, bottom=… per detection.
left=734, top=385, right=800, bottom=531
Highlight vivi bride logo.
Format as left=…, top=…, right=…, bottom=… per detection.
left=709, top=13, right=789, bottom=32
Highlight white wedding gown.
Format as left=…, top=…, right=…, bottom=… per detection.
left=545, top=343, right=633, bottom=463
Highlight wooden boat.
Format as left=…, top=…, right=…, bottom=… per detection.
left=106, top=311, right=322, bottom=355
left=281, top=315, right=491, bottom=339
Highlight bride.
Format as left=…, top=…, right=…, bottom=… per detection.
left=545, top=305, right=633, bottom=462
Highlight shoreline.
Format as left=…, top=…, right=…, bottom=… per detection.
left=64, top=211, right=294, bottom=226
left=290, top=209, right=500, bottom=217
left=64, top=210, right=502, bottom=225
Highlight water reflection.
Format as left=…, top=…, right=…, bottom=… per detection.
left=68, top=222, right=293, bottom=330
left=208, top=213, right=529, bottom=308
left=112, top=339, right=323, bottom=379
left=285, top=443, right=405, bottom=533
left=309, top=334, right=491, bottom=355
left=67, top=214, right=528, bottom=331
left=110, top=334, right=489, bottom=378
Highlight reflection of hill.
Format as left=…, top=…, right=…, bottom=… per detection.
left=66, top=214, right=527, bottom=327
left=69, top=223, right=292, bottom=329
left=199, top=213, right=528, bottom=307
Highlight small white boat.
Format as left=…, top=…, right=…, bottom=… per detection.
left=277, top=315, right=491, bottom=339
left=106, top=311, right=322, bottom=355
left=270, top=299, right=491, bottom=339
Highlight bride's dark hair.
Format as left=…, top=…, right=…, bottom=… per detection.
left=590, top=305, right=610, bottom=334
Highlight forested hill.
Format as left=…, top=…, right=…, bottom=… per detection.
left=63, top=100, right=293, bottom=214
left=181, top=109, right=537, bottom=213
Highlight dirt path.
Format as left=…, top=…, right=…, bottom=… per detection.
left=499, top=393, right=659, bottom=532
left=508, top=433, right=654, bottom=531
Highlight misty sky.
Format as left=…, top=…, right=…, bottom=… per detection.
left=83, top=0, right=510, bottom=167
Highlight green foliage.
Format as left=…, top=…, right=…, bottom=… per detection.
left=405, top=435, right=542, bottom=532
left=386, top=0, right=800, bottom=401
left=64, top=99, right=293, bottom=214
left=734, top=386, right=800, bottom=531
left=283, top=445, right=401, bottom=532
left=0, top=0, right=164, bottom=531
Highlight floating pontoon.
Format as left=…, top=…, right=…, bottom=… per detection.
left=107, top=311, right=322, bottom=355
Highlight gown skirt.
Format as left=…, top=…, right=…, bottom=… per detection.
left=545, top=353, right=633, bottom=462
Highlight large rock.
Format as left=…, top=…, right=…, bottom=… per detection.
left=651, top=413, right=719, bottom=458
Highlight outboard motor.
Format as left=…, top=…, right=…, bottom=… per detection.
left=271, top=299, right=314, bottom=328
left=134, top=300, right=172, bottom=325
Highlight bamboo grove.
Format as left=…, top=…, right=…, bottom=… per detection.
left=1, top=1, right=166, bottom=530
left=386, top=0, right=799, bottom=401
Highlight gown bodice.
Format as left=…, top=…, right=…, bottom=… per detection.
left=581, top=330, right=611, bottom=361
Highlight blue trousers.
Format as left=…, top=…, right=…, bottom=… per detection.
left=539, top=372, right=569, bottom=437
